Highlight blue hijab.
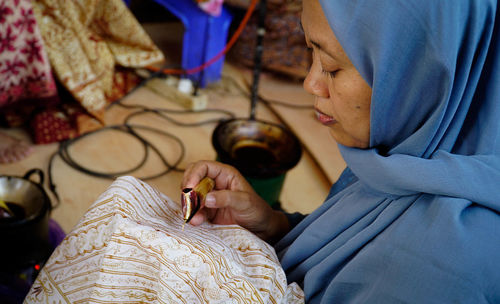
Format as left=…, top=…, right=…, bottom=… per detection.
left=275, top=0, right=500, bottom=302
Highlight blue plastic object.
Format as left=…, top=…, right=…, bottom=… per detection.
left=125, top=0, right=233, bottom=87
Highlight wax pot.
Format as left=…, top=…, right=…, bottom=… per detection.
left=0, top=169, right=52, bottom=271
left=212, top=118, right=302, bottom=206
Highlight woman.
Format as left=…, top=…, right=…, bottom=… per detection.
left=182, top=0, right=500, bottom=302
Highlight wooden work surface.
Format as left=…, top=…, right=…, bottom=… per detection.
left=0, top=64, right=345, bottom=233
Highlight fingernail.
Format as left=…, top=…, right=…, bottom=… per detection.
left=205, top=194, right=215, bottom=207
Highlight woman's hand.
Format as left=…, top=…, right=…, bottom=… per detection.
left=181, top=160, right=290, bottom=242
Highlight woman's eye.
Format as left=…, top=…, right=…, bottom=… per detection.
left=322, top=68, right=339, bottom=78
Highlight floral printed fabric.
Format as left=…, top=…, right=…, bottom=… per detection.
left=24, top=176, right=304, bottom=303
left=0, top=0, right=57, bottom=108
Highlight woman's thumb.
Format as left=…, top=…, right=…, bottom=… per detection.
left=204, top=190, right=252, bottom=211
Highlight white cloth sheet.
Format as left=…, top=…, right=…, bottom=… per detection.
left=24, top=176, right=304, bottom=303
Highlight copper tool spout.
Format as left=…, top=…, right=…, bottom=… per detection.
left=181, top=177, right=215, bottom=224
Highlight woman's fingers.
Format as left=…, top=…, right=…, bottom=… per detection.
left=181, top=160, right=273, bottom=233
left=188, top=190, right=248, bottom=223
left=188, top=204, right=217, bottom=226
left=181, top=162, right=209, bottom=189
left=204, top=190, right=252, bottom=212
left=189, top=210, right=207, bottom=226
left=181, top=160, right=249, bottom=192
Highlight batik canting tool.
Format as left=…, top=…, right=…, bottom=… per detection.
left=181, top=177, right=215, bottom=228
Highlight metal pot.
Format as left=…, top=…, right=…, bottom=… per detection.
left=0, top=169, right=52, bottom=272
left=212, top=118, right=302, bottom=205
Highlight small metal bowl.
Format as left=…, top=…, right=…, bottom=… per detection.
left=212, top=118, right=302, bottom=178
left=0, top=169, right=52, bottom=271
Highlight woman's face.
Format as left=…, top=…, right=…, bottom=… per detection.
left=302, top=0, right=372, bottom=148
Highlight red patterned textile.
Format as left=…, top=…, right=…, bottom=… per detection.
left=0, top=0, right=57, bottom=108
left=30, top=68, right=141, bottom=144
left=30, top=108, right=78, bottom=144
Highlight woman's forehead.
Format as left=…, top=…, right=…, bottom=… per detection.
left=301, top=0, right=349, bottom=63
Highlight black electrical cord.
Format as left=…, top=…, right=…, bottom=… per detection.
left=47, top=67, right=236, bottom=208
left=116, top=100, right=235, bottom=127
left=125, top=108, right=235, bottom=126
left=58, top=125, right=149, bottom=179
left=47, top=123, right=186, bottom=207
left=46, top=58, right=308, bottom=208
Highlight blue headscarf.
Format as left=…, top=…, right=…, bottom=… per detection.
left=275, top=0, right=500, bottom=302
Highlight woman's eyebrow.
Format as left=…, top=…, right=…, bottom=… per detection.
left=310, top=40, right=339, bottom=61
left=300, top=19, right=340, bottom=61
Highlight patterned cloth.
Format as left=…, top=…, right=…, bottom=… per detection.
left=31, top=0, right=164, bottom=122
left=2, top=0, right=162, bottom=144
left=24, top=176, right=304, bottom=303
left=30, top=109, right=77, bottom=144
left=0, top=0, right=57, bottom=108
left=228, top=0, right=310, bottom=79
left=29, top=68, right=142, bottom=144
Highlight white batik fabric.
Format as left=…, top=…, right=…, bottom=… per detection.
left=24, top=176, right=304, bottom=303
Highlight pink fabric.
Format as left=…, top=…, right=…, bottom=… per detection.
left=0, top=0, right=57, bottom=107
left=196, top=0, right=224, bottom=16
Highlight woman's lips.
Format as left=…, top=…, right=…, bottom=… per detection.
left=315, top=109, right=336, bottom=125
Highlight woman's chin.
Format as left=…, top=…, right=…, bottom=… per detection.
left=328, top=129, right=369, bottom=149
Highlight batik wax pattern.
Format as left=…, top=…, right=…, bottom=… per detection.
left=24, top=176, right=304, bottom=304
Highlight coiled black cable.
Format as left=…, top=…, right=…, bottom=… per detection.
left=47, top=69, right=235, bottom=207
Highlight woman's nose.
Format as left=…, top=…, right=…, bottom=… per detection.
left=303, top=60, right=329, bottom=98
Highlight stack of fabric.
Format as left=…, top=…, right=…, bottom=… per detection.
left=0, top=0, right=164, bottom=144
